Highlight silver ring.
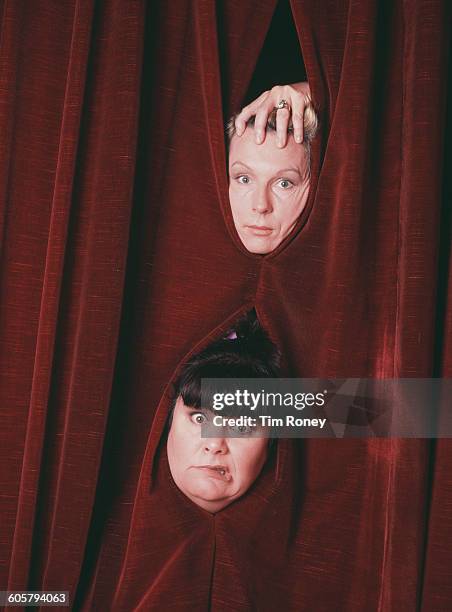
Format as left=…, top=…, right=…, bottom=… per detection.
left=276, top=99, right=290, bottom=110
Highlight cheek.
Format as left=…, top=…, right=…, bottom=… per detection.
left=233, top=442, right=268, bottom=487
left=167, top=432, right=180, bottom=473
left=277, top=191, right=308, bottom=228
left=229, top=184, right=253, bottom=211
left=228, top=190, right=242, bottom=216
left=168, top=425, right=194, bottom=468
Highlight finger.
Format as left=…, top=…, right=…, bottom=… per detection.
left=276, top=107, right=290, bottom=147
left=292, top=82, right=311, bottom=100
left=292, top=91, right=311, bottom=143
left=235, top=91, right=269, bottom=136
left=234, top=113, right=247, bottom=137
left=253, top=101, right=275, bottom=144
left=292, top=109, right=304, bottom=143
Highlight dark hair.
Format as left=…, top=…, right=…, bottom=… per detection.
left=171, top=311, right=280, bottom=413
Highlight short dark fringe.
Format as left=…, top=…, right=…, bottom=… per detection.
left=171, top=310, right=280, bottom=413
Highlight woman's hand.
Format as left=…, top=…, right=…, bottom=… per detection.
left=234, top=82, right=312, bottom=147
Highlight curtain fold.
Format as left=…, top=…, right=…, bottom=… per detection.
left=0, top=0, right=145, bottom=600
left=0, top=0, right=450, bottom=610
left=7, top=0, right=95, bottom=591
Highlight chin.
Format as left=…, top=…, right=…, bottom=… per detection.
left=195, top=497, right=234, bottom=513
left=241, top=238, right=274, bottom=254
left=187, top=482, right=242, bottom=509
left=188, top=481, right=230, bottom=501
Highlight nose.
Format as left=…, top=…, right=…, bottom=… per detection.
left=204, top=438, right=227, bottom=454
left=252, top=185, right=273, bottom=214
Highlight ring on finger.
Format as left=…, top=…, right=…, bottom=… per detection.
left=275, top=99, right=291, bottom=112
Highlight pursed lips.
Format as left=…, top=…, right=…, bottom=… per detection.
left=194, top=465, right=232, bottom=481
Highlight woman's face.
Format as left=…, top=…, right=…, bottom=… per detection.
left=167, top=397, right=268, bottom=513
left=228, top=129, right=310, bottom=254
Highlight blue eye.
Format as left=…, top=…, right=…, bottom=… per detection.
left=277, top=179, right=294, bottom=189
left=190, top=412, right=207, bottom=425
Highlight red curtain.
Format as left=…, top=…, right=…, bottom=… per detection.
left=1, top=0, right=451, bottom=610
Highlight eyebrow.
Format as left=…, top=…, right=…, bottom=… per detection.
left=230, top=161, right=302, bottom=175
left=184, top=405, right=209, bottom=414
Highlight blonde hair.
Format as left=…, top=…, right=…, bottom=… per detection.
left=226, top=101, right=319, bottom=174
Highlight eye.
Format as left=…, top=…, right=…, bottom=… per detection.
left=276, top=178, right=294, bottom=190
left=236, top=175, right=251, bottom=184
left=190, top=412, right=207, bottom=425
left=229, top=424, right=252, bottom=435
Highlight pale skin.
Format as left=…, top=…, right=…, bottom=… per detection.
left=234, top=82, right=311, bottom=147
left=167, top=397, right=268, bottom=513
left=228, top=128, right=310, bottom=254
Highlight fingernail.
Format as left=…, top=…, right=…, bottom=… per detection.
left=256, top=132, right=263, bottom=144
left=295, top=135, right=302, bottom=143
left=277, top=138, right=283, bottom=147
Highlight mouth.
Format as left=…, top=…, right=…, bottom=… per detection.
left=246, top=225, right=273, bottom=236
left=195, top=465, right=232, bottom=482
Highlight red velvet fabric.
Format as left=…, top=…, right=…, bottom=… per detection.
left=0, top=1, right=451, bottom=610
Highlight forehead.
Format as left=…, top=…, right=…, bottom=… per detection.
left=174, top=396, right=211, bottom=417
left=174, top=396, right=193, bottom=414
left=228, top=129, right=306, bottom=172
